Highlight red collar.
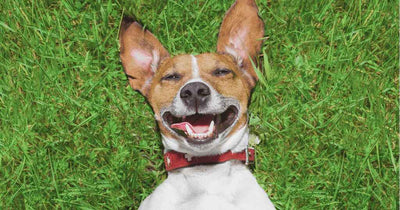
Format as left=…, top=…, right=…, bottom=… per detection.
left=163, top=148, right=255, bottom=171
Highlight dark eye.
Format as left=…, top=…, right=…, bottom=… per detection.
left=161, top=73, right=182, bottom=81
left=213, top=68, right=232, bottom=77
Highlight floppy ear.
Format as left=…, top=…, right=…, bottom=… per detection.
left=119, top=17, right=170, bottom=96
left=217, top=0, right=264, bottom=88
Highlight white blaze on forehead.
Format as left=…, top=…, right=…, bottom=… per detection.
left=191, top=54, right=200, bottom=78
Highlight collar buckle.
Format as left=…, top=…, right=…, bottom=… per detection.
left=245, top=146, right=254, bottom=165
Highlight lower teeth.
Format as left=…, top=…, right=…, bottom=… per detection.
left=181, top=120, right=215, bottom=140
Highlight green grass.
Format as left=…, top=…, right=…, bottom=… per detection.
left=0, top=0, right=398, bottom=209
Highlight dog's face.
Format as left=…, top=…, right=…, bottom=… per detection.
left=149, top=53, right=250, bottom=151
left=119, top=0, right=264, bottom=154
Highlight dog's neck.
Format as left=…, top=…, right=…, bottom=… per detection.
left=161, top=125, right=250, bottom=157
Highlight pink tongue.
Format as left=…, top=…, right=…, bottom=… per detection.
left=171, top=115, right=214, bottom=134
left=171, top=122, right=209, bottom=134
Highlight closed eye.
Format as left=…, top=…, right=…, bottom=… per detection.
left=213, top=68, right=232, bottom=77
left=161, top=73, right=182, bottom=81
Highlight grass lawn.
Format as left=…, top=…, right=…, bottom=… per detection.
left=0, top=0, right=398, bottom=209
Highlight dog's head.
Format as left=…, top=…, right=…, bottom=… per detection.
left=119, top=0, right=264, bottom=155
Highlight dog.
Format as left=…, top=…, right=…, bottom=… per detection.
left=119, top=0, right=275, bottom=209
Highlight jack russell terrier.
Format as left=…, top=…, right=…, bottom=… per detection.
left=119, top=0, right=275, bottom=209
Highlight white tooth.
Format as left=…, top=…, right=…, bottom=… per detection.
left=206, top=120, right=214, bottom=136
left=209, top=121, right=214, bottom=132
left=186, top=124, right=194, bottom=136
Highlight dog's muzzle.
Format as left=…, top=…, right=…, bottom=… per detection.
left=161, top=81, right=240, bottom=145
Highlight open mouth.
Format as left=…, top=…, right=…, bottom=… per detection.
left=162, top=106, right=238, bottom=144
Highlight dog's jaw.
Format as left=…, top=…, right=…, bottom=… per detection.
left=161, top=123, right=249, bottom=156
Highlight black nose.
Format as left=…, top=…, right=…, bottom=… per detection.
left=180, top=82, right=211, bottom=108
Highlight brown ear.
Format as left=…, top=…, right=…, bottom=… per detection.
left=217, top=0, right=264, bottom=88
left=119, top=17, right=170, bottom=96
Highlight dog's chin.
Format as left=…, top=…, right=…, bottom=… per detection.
left=161, top=105, right=239, bottom=149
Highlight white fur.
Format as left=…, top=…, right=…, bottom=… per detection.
left=191, top=55, right=200, bottom=78
left=139, top=159, right=275, bottom=210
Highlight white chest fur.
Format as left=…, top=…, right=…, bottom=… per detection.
left=139, top=160, right=275, bottom=210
